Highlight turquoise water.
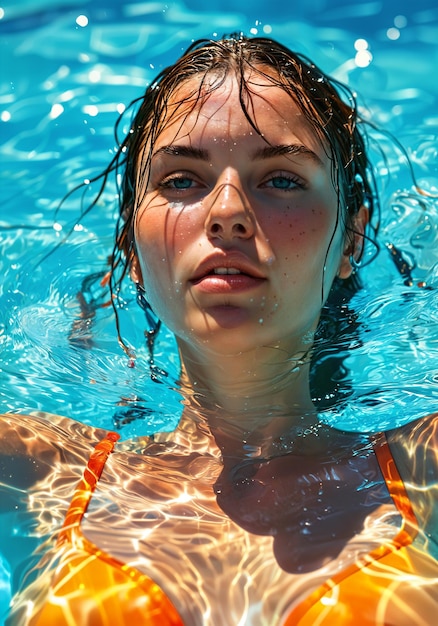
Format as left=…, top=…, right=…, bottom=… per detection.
left=1, top=1, right=437, bottom=430
left=0, top=0, right=438, bottom=620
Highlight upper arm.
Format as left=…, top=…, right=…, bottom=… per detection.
left=0, top=411, right=104, bottom=508
left=0, top=414, right=58, bottom=504
left=0, top=412, right=102, bottom=591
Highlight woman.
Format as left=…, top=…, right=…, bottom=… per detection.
left=1, top=36, right=437, bottom=625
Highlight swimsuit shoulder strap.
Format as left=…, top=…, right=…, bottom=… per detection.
left=373, top=431, right=418, bottom=543
left=58, top=431, right=120, bottom=543
left=282, top=433, right=422, bottom=625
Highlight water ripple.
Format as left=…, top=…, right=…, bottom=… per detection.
left=1, top=0, right=437, bottom=436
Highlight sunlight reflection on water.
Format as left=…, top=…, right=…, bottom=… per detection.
left=0, top=0, right=437, bottom=437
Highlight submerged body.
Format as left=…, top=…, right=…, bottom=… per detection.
left=2, top=411, right=437, bottom=625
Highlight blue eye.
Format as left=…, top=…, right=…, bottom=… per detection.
left=261, top=173, right=304, bottom=192
left=162, top=176, right=194, bottom=189
left=174, top=177, right=194, bottom=189
left=269, top=176, right=299, bottom=190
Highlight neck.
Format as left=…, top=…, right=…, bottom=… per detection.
left=177, top=339, right=319, bottom=447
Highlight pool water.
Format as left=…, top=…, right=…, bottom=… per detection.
left=0, top=0, right=437, bottom=619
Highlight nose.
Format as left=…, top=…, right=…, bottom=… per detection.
left=204, top=177, right=255, bottom=241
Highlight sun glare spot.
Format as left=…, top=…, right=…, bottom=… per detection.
left=394, top=15, right=407, bottom=28
left=25, top=601, right=35, bottom=618
left=50, top=103, right=64, bottom=119
left=88, top=69, right=101, bottom=83
left=387, top=27, right=400, bottom=40
left=355, top=49, right=373, bottom=68
left=76, top=14, right=89, bottom=27
left=354, top=38, right=369, bottom=51
left=83, top=104, right=99, bottom=117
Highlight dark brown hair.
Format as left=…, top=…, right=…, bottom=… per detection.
left=108, top=36, right=377, bottom=292
left=63, top=35, right=379, bottom=354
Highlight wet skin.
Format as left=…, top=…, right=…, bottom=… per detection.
left=129, top=71, right=381, bottom=573
left=214, top=433, right=391, bottom=573
left=133, top=73, right=354, bottom=360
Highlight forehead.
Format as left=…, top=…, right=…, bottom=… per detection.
left=154, top=70, right=325, bottom=155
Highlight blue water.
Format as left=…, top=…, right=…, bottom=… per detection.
left=0, top=0, right=438, bottom=620
left=1, top=0, right=437, bottom=431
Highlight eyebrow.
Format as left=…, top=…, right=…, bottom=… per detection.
left=252, top=144, right=324, bottom=167
left=152, top=145, right=209, bottom=160
left=152, top=143, right=323, bottom=167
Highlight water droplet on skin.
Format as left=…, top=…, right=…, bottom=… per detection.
left=258, top=318, right=264, bottom=325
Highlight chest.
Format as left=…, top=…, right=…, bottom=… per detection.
left=79, top=451, right=401, bottom=625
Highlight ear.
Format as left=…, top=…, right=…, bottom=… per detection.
left=338, top=205, right=369, bottom=279
left=130, top=253, right=144, bottom=286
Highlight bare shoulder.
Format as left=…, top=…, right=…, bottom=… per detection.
left=385, top=413, right=438, bottom=539
left=386, top=411, right=438, bottom=474
left=0, top=412, right=110, bottom=489
left=0, top=411, right=110, bottom=451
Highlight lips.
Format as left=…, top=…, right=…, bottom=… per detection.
left=190, top=253, right=266, bottom=294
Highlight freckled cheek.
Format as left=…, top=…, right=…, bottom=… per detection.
left=262, top=207, right=332, bottom=255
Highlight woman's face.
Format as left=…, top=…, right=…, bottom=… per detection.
left=133, top=71, right=352, bottom=357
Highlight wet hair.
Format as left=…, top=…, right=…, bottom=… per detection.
left=65, top=35, right=380, bottom=369
left=107, top=35, right=378, bottom=299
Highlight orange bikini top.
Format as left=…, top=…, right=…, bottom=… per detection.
left=30, top=431, right=424, bottom=626
left=31, top=432, right=183, bottom=626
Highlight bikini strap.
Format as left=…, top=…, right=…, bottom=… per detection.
left=372, top=431, right=419, bottom=545
left=58, top=431, right=120, bottom=543
left=282, top=433, right=421, bottom=624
